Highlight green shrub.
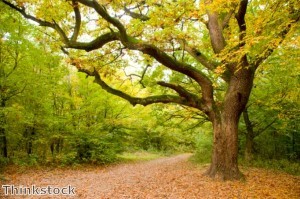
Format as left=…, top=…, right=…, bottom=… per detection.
left=192, top=132, right=212, bottom=164
left=241, top=157, right=300, bottom=175
left=9, top=153, right=39, bottom=166
left=0, top=157, right=9, bottom=172
left=27, top=154, right=39, bottom=166
left=0, top=157, right=9, bottom=166
left=52, top=153, right=77, bottom=166
left=72, top=131, right=120, bottom=164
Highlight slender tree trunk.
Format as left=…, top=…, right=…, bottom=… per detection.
left=206, top=67, right=255, bottom=180
left=245, top=133, right=254, bottom=162
left=0, top=126, right=8, bottom=158
left=50, top=142, right=55, bottom=156
left=243, top=108, right=255, bottom=162
left=25, top=127, right=35, bottom=155
left=0, top=100, right=8, bottom=158
left=50, top=137, right=64, bottom=156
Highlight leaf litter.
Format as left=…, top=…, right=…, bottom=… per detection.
left=0, top=154, right=299, bottom=198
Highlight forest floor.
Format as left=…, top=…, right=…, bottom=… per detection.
left=1, top=154, right=299, bottom=198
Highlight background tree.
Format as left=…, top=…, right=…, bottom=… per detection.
left=0, top=6, right=72, bottom=164
left=240, top=33, right=300, bottom=162
left=0, top=7, right=54, bottom=158
left=1, top=0, right=299, bottom=180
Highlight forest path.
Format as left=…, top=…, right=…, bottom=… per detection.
left=1, top=154, right=299, bottom=198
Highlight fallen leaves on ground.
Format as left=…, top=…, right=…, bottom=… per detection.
left=1, top=154, right=299, bottom=198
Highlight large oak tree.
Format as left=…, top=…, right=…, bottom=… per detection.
left=1, top=0, right=299, bottom=180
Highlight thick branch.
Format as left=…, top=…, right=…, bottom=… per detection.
left=181, top=42, right=216, bottom=71
left=235, top=0, right=248, bottom=33
left=235, top=0, right=248, bottom=44
left=71, top=0, right=81, bottom=41
left=127, top=41, right=212, bottom=87
left=157, top=81, right=204, bottom=110
left=66, top=32, right=119, bottom=51
left=126, top=40, right=214, bottom=109
left=181, top=41, right=232, bottom=82
left=78, top=67, right=189, bottom=107
left=206, top=7, right=226, bottom=53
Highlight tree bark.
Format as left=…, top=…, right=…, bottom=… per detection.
left=206, top=117, right=243, bottom=180
left=206, top=67, right=255, bottom=180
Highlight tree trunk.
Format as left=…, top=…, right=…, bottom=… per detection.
left=0, top=100, right=8, bottom=158
left=243, top=108, right=255, bottom=162
left=0, top=126, right=8, bottom=158
left=205, top=115, right=244, bottom=180
left=245, top=133, right=254, bottom=162
left=206, top=67, right=255, bottom=180
left=25, top=126, right=35, bottom=155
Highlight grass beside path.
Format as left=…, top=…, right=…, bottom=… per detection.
left=117, top=151, right=164, bottom=162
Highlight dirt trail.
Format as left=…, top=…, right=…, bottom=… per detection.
left=1, top=154, right=299, bottom=198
